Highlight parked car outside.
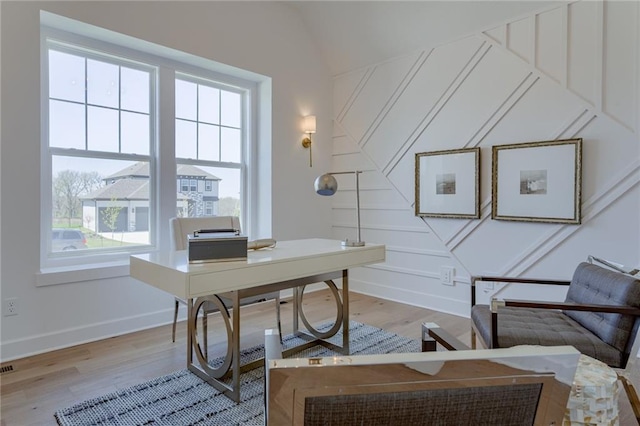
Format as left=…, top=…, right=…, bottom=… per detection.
left=52, top=228, right=88, bottom=251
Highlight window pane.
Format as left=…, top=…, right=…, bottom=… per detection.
left=87, top=59, right=119, bottom=108
left=176, top=119, right=197, bottom=159
left=122, top=111, right=150, bottom=155
left=49, top=100, right=85, bottom=149
left=49, top=50, right=85, bottom=103
left=176, top=164, right=240, bottom=219
left=198, top=123, right=220, bottom=161
left=121, top=67, right=149, bottom=113
left=88, top=106, right=119, bottom=152
left=175, top=79, right=197, bottom=120
left=198, top=85, right=219, bottom=124
left=51, top=156, right=150, bottom=250
left=221, top=90, right=241, bottom=128
left=221, top=127, right=241, bottom=163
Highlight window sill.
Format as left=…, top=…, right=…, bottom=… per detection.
left=36, top=261, right=130, bottom=287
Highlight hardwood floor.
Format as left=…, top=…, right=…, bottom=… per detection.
left=1, top=290, right=636, bottom=425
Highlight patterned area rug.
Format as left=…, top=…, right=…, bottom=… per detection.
left=54, top=321, right=420, bottom=426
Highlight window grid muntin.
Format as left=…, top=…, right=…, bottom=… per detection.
left=175, top=73, right=243, bottom=165
left=45, top=39, right=156, bottom=260
left=48, top=43, right=152, bottom=156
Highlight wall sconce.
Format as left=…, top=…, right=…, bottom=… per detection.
left=314, top=170, right=364, bottom=247
left=301, top=115, right=316, bottom=167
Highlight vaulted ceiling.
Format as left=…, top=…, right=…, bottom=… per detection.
left=286, top=1, right=558, bottom=75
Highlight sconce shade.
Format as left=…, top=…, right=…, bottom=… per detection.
left=314, top=174, right=338, bottom=196
left=303, top=115, right=317, bottom=134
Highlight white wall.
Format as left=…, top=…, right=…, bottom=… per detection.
left=331, top=0, right=640, bottom=316
left=0, top=1, right=333, bottom=361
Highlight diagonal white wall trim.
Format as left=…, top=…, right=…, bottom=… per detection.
left=331, top=0, right=638, bottom=317
left=336, top=67, right=375, bottom=123
left=383, top=42, right=491, bottom=177
left=501, top=159, right=640, bottom=277
left=360, top=50, right=432, bottom=149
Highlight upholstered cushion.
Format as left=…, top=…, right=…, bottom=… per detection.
left=471, top=305, right=624, bottom=367
left=564, top=262, right=640, bottom=353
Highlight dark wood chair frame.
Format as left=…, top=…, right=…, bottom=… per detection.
left=470, top=275, right=640, bottom=368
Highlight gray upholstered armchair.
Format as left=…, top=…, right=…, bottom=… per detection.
left=470, top=262, right=640, bottom=369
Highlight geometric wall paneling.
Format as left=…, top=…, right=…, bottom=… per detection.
left=363, top=36, right=486, bottom=173
left=567, top=1, right=600, bottom=107
left=480, top=77, right=586, bottom=145
left=331, top=133, right=356, bottom=156
left=339, top=51, right=423, bottom=145
left=535, top=7, right=566, bottom=84
left=578, top=116, right=638, bottom=198
left=485, top=1, right=639, bottom=133
left=333, top=68, right=370, bottom=123
left=407, top=45, right=532, bottom=155
left=507, top=17, right=533, bottom=64
left=601, top=1, right=638, bottom=131
left=331, top=0, right=639, bottom=317
left=484, top=25, right=505, bottom=46
left=387, top=44, right=534, bottom=209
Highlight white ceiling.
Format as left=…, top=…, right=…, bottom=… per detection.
left=286, top=1, right=559, bottom=75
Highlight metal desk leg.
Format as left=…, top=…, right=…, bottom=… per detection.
left=293, top=286, right=300, bottom=334
left=230, top=290, right=241, bottom=402
left=342, top=269, right=350, bottom=354
left=187, top=298, right=194, bottom=366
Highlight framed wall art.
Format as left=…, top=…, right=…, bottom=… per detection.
left=415, top=147, right=480, bottom=219
left=491, top=138, right=582, bottom=224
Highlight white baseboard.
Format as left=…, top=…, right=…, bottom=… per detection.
left=349, top=279, right=470, bottom=319
left=0, top=308, right=174, bottom=362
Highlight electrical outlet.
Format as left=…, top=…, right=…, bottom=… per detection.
left=4, top=298, right=18, bottom=316
left=440, top=266, right=454, bottom=286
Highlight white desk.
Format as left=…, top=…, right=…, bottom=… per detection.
left=130, top=238, right=386, bottom=402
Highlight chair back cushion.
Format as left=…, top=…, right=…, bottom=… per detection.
left=169, top=216, right=241, bottom=251
left=564, top=262, right=640, bottom=353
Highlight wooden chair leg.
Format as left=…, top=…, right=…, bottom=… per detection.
left=275, top=295, right=283, bottom=343
left=471, top=328, right=477, bottom=349
left=172, top=299, right=180, bottom=342
left=618, top=373, right=640, bottom=423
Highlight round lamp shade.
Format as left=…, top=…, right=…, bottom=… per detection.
left=314, top=174, right=338, bottom=196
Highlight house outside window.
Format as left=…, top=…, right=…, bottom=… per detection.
left=175, top=74, right=243, bottom=221
left=41, top=24, right=256, bottom=274
left=205, top=201, right=214, bottom=216
left=45, top=40, right=154, bottom=259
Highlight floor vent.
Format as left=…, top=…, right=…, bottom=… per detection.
left=1, top=364, right=14, bottom=374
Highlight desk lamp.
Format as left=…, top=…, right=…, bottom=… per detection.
left=314, top=171, right=364, bottom=247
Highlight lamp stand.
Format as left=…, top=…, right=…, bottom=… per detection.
left=343, top=171, right=364, bottom=246
left=314, top=170, right=365, bottom=247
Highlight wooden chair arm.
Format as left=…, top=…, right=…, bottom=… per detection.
left=472, top=276, right=571, bottom=286
left=471, top=276, right=571, bottom=307
left=503, top=300, right=640, bottom=316
left=421, top=322, right=470, bottom=352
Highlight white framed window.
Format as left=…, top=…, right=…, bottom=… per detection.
left=175, top=73, right=245, bottom=220
left=43, top=38, right=156, bottom=271
left=39, top=22, right=259, bottom=283
left=204, top=201, right=214, bottom=216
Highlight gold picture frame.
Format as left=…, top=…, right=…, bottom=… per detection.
left=415, top=147, right=480, bottom=219
left=491, top=138, right=582, bottom=224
